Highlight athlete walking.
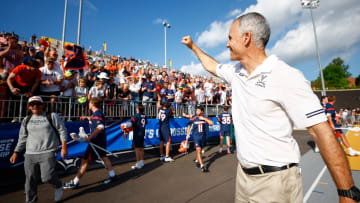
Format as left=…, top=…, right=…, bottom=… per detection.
left=217, top=106, right=233, bottom=154
left=186, top=105, right=213, bottom=172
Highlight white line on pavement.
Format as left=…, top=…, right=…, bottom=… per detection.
left=303, top=165, right=327, bottom=203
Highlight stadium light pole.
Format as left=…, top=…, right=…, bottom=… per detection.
left=301, top=0, right=326, bottom=96
left=77, top=0, right=83, bottom=45
left=163, top=21, right=171, bottom=68
left=61, top=0, right=68, bottom=55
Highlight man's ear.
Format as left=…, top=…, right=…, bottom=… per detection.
left=243, top=32, right=252, bottom=47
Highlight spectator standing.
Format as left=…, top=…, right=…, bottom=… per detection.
left=39, top=57, right=63, bottom=98
left=22, top=47, right=36, bottom=64
left=7, top=59, right=41, bottom=98
left=0, top=32, right=7, bottom=46
left=95, top=61, right=110, bottom=78
left=204, top=78, right=213, bottom=95
left=0, top=57, right=8, bottom=86
left=205, top=88, right=214, bottom=106
left=31, top=34, right=37, bottom=45
left=85, top=66, right=97, bottom=89
left=73, top=78, right=88, bottom=104
left=165, top=82, right=175, bottom=104
left=195, top=84, right=206, bottom=105
left=168, top=69, right=176, bottom=82
left=174, top=87, right=184, bottom=114
left=182, top=12, right=359, bottom=202
left=0, top=35, right=24, bottom=72
left=106, top=77, right=117, bottom=103
left=219, top=86, right=227, bottom=105
left=141, top=74, right=156, bottom=106
left=88, top=80, right=106, bottom=100
left=129, top=76, right=142, bottom=106
left=60, top=71, right=76, bottom=101
left=117, top=83, right=132, bottom=116
left=44, top=47, right=61, bottom=71
left=9, top=96, right=68, bottom=202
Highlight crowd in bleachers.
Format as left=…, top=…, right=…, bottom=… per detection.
left=2, top=31, right=360, bottom=124
left=338, top=108, right=360, bottom=126
left=0, top=31, right=232, bottom=121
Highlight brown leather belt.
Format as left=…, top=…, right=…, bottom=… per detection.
left=242, top=163, right=298, bottom=175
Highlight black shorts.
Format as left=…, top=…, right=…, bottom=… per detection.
left=159, top=127, right=171, bottom=143
left=133, top=134, right=144, bottom=148
left=83, top=141, right=107, bottom=160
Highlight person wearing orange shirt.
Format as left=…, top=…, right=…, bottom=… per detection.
left=7, top=58, right=41, bottom=97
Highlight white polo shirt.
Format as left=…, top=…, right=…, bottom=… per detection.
left=216, top=55, right=327, bottom=167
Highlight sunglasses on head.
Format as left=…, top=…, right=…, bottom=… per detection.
left=29, top=102, right=42, bottom=106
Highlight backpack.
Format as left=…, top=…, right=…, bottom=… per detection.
left=24, top=112, right=60, bottom=142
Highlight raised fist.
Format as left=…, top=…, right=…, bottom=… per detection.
left=181, top=36, right=194, bottom=49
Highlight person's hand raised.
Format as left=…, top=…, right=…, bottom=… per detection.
left=181, top=36, right=194, bottom=50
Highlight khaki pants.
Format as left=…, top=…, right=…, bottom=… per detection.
left=235, top=162, right=303, bottom=203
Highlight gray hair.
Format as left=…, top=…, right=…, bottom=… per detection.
left=235, top=12, right=271, bottom=49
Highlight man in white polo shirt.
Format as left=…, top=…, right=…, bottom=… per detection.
left=182, top=12, right=359, bottom=202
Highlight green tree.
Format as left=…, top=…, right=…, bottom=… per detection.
left=312, top=57, right=351, bottom=89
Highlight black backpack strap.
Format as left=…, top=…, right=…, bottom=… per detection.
left=46, top=112, right=61, bottom=142
left=24, top=114, right=33, bottom=136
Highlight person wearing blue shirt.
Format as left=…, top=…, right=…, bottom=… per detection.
left=326, top=96, right=359, bottom=156
left=141, top=74, right=156, bottom=104
left=158, top=102, right=174, bottom=162
left=165, top=83, right=175, bottom=104
left=130, top=105, right=148, bottom=169
left=186, top=105, right=213, bottom=172
left=217, top=106, right=233, bottom=154
left=64, top=98, right=116, bottom=189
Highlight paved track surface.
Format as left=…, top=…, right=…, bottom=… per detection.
left=1, top=130, right=358, bottom=203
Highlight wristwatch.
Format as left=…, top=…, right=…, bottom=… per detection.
left=338, top=186, right=360, bottom=201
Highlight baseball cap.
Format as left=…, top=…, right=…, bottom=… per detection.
left=28, top=96, right=43, bottom=104
left=97, top=72, right=109, bottom=79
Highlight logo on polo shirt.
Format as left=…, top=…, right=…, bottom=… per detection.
left=238, top=72, right=247, bottom=78
left=255, top=75, right=268, bottom=88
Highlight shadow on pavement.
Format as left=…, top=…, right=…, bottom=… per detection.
left=59, top=158, right=164, bottom=202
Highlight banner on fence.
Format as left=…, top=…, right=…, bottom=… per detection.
left=0, top=117, right=220, bottom=168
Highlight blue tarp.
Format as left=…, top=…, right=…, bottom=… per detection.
left=0, top=117, right=220, bottom=168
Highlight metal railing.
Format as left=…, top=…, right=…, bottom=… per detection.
left=0, top=95, right=231, bottom=123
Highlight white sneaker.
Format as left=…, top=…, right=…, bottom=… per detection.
left=160, top=155, right=165, bottom=161
left=218, top=148, right=223, bottom=154
left=54, top=187, right=63, bottom=202
left=314, top=147, right=320, bottom=153
left=164, top=157, right=175, bottom=162
left=201, top=149, right=205, bottom=154
left=348, top=149, right=357, bottom=156
left=227, top=149, right=231, bottom=154
left=131, top=162, right=143, bottom=169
